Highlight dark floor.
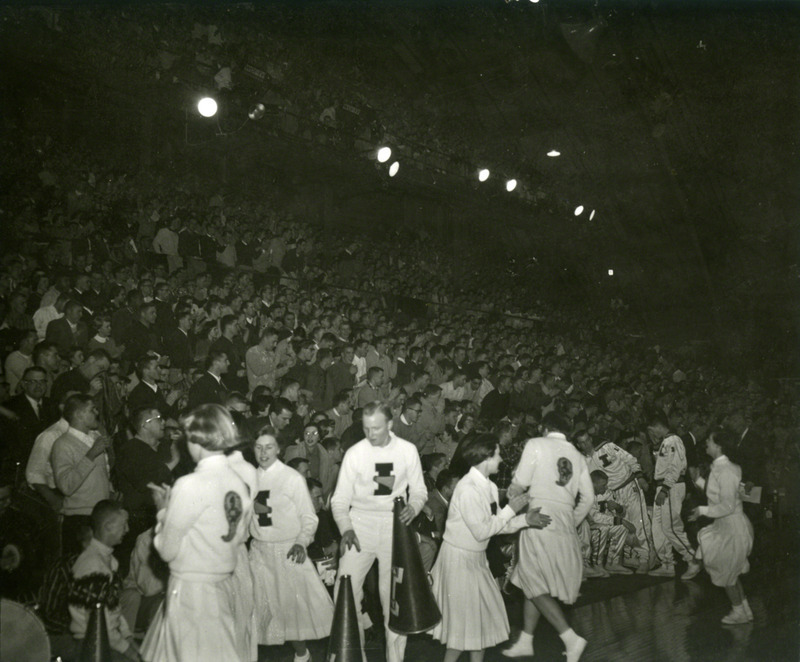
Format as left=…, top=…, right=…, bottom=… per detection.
left=260, top=545, right=800, bottom=662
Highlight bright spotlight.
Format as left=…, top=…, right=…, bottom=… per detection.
left=589, top=209, right=596, bottom=220
left=377, top=146, right=392, bottom=163
left=574, top=205, right=584, bottom=216
left=547, top=149, right=561, bottom=157
left=197, top=97, right=218, bottom=118
left=530, top=0, right=540, bottom=3
left=608, top=269, right=614, bottom=276
left=389, top=161, right=400, bottom=177
left=506, top=179, right=517, bottom=192
left=478, top=168, right=490, bottom=182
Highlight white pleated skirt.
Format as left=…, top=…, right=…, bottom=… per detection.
left=249, top=539, right=334, bottom=645
left=697, top=512, right=753, bottom=587
left=430, top=541, right=510, bottom=651
left=511, top=504, right=582, bottom=604
left=141, top=573, right=240, bottom=662
left=232, top=545, right=260, bottom=662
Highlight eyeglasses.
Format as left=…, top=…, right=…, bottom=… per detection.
left=145, top=415, right=163, bottom=424
left=408, top=408, right=422, bottom=413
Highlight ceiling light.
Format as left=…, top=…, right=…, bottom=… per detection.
left=377, top=146, right=392, bottom=163
left=574, top=205, right=584, bottom=216
left=608, top=269, right=614, bottom=276
left=589, top=209, right=596, bottom=220
left=197, top=97, right=218, bottom=118
left=478, top=168, right=490, bottom=182
left=248, top=103, right=266, bottom=120
left=506, top=179, right=517, bottom=192
left=547, top=150, right=561, bottom=157
left=389, top=161, right=399, bottom=177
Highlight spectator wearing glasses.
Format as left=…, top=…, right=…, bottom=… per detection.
left=116, top=406, right=178, bottom=575
left=391, top=396, right=422, bottom=448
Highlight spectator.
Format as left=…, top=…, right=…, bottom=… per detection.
left=186, top=349, right=229, bottom=409
left=46, top=300, right=88, bottom=357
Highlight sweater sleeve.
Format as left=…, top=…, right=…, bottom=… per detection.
left=52, top=438, right=94, bottom=496
left=699, top=467, right=739, bottom=519
left=330, top=451, right=357, bottom=533
left=405, top=445, right=428, bottom=517
left=293, top=473, right=319, bottom=548
left=153, top=476, right=205, bottom=563
left=459, top=483, right=515, bottom=543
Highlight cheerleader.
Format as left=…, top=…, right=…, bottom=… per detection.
left=688, top=428, right=754, bottom=625
left=141, top=404, right=254, bottom=662
left=249, top=426, right=334, bottom=662
left=431, top=434, right=551, bottom=662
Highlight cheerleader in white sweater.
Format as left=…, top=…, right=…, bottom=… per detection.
left=142, top=404, right=254, bottom=662
left=431, top=433, right=551, bottom=662
left=688, top=428, right=754, bottom=625
left=249, top=426, right=334, bottom=662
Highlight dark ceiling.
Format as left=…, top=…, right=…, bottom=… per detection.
left=2, top=1, right=799, bottom=319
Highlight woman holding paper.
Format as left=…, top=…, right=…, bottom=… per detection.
left=688, top=428, right=754, bottom=625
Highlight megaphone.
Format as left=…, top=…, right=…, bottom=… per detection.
left=327, top=575, right=362, bottom=662
left=388, top=497, right=441, bottom=635
left=79, top=603, right=111, bottom=662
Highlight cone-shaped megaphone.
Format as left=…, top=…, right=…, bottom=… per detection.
left=388, top=497, right=441, bottom=635
left=327, top=575, right=362, bottom=662
left=79, top=602, right=112, bottom=662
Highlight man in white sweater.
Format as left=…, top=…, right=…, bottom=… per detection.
left=331, top=401, right=427, bottom=662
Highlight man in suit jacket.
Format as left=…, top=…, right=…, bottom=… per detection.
left=3, top=366, right=55, bottom=466
left=162, top=307, right=195, bottom=375
left=45, top=300, right=89, bottom=357
left=187, top=349, right=229, bottom=410
left=325, top=344, right=357, bottom=402
left=127, top=355, right=179, bottom=417
left=325, top=390, right=353, bottom=439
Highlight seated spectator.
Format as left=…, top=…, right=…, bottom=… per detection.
left=186, top=349, right=229, bottom=409
left=67, top=500, right=138, bottom=661
left=119, top=527, right=167, bottom=635
left=284, top=423, right=337, bottom=495
left=434, top=425, right=459, bottom=462
left=50, top=348, right=111, bottom=410
left=391, top=396, right=422, bottom=447
left=306, top=477, right=339, bottom=589
left=5, top=329, right=37, bottom=394
left=87, top=314, right=124, bottom=360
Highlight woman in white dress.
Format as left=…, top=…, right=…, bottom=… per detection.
left=431, top=433, right=551, bottom=662
left=249, top=426, right=334, bottom=662
left=688, top=428, right=754, bottom=625
left=142, top=404, right=255, bottom=662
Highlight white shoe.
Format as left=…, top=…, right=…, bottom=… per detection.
left=502, top=634, right=534, bottom=658
left=648, top=564, right=675, bottom=577
left=293, top=651, right=311, bottom=662
left=565, top=636, right=587, bottom=662
left=681, top=561, right=701, bottom=580
left=721, top=606, right=750, bottom=625
left=605, top=563, right=633, bottom=575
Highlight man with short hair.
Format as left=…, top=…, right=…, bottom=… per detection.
left=439, top=368, right=468, bottom=403
left=4, top=366, right=54, bottom=466
left=391, top=397, right=422, bottom=448
left=352, top=338, right=369, bottom=384
left=124, top=302, right=162, bottom=364
left=51, top=394, right=113, bottom=555
left=326, top=391, right=353, bottom=439
left=307, top=347, right=334, bottom=412
left=68, top=500, right=139, bottom=661
left=186, top=350, right=229, bottom=409
left=127, top=355, right=179, bottom=416
left=5, top=330, right=37, bottom=395
left=416, top=384, right=444, bottom=455
left=356, top=366, right=385, bottom=408
left=45, top=300, right=89, bottom=357
left=268, top=397, right=295, bottom=448
left=51, top=349, right=111, bottom=407
left=331, top=402, right=427, bottom=662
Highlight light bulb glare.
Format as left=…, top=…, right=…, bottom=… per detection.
left=589, top=209, right=596, bottom=220
left=574, top=205, right=584, bottom=216
left=506, top=179, right=517, bottom=192
left=608, top=269, right=614, bottom=276
left=389, top=161, right=400, bottom=177
left=478, top=168, right=490, bottom=182
left=197, top=97, right=218, bottom=118
left=547, top=149, right=561, bottom=157
left=377, top=146, right=392, bottom=163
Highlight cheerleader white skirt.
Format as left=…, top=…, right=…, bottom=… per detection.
left=249, top=539, right=334, bottom=645
left=231, top=545, right=260, bottom=662
left=510, top=504, right=582, bottom=604
left=430, top=541, right=510, bottom=651
left=697, top=512, right=754, bottom=587
left=141, top=573, right=240, bottom=662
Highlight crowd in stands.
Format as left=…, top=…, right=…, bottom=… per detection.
left=1, top=132, right=798, bottom=657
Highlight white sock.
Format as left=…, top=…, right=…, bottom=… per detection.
left=560, top=628, right=580, bottom=647
left=517, top=631, right=533, bottom=645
